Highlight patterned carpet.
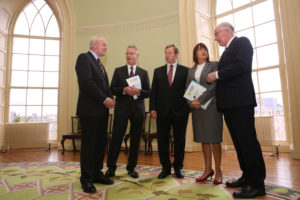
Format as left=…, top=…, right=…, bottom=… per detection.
left=0, top=162, right=299, bottom=200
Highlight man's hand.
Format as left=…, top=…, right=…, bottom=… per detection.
left=150, top=110, right=157, bottom=119
left=207, top=72, right=217, bottom=83
left=104, top=97, right=115, bottom=108
left=190, top=99, right=201, bottom=109
left=123, top=86, right=140, bottom=96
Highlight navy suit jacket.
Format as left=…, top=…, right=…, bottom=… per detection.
left=76, top=51, right=112, bottom=117
left=216, top=37, right=257, bottom=110
left=110, top=65, right=150, bottom=118
left=150, top=64, right=189, bottom=117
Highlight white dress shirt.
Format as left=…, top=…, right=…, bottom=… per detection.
left=195, top=62, right=206, bottom=82
left=127, top=64, right=137, bottom=76
left=167, top=62, right=177, bottom=82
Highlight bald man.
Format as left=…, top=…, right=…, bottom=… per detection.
left=207, top=22, right=266, bottom=198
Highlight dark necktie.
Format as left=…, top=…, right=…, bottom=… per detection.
left=168, top=64, right=173, bottom=86
left=129, top=66, right=134, bottom=77
left=97, top=58, right=105, bottom=76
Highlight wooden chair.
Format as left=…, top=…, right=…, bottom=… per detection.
left=106, top=114, right=113, bottom=153
left=61, top=116, right=82, bottom=154
left=147, top=116, right=174, bottom=156
left=124, top=112, right=149, bottom=154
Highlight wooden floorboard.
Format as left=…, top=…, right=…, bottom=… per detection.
left=0, top=148, right=299, bottom=190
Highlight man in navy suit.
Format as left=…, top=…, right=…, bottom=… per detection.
left=207, top=22, right=266, bottom=198
left=150, top=44, right=189, bottom=179
left=75, top=36, right=115, bottom=193
left=105, top=45, right=150, bottom=179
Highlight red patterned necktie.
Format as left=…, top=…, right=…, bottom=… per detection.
left=97, top=58, right=105, bottom=76
left=168, top=64, right=173, bottom=86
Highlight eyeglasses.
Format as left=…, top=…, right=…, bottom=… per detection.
left=214, top=29, right=227, bottom=37
left=126, top=52, right=136, bottom=55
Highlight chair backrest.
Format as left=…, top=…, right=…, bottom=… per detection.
left=71, top=116, right=81, bottom=134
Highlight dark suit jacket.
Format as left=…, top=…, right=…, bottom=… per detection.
left=150, top=64, right=189, bottom=117
left=216, top=37, right=257, bottom=110
left=76, top=51, right=112, bottom=117
left=110, top=65, right=150, bottom=118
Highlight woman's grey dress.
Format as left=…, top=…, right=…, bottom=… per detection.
left=186, top=62, right=223, bottom=143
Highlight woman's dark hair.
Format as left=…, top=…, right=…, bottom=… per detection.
left=192, top=43, right=210, bottom=65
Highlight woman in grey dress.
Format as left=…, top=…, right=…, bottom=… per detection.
left=186, top=43, right=223, bottom=184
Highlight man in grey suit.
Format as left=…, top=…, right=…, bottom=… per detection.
left=105, top=45, right=150, bottom=179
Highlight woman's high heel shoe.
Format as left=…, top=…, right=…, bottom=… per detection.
left=196, top=169, right=214, bottom=182
left=213, top=178, right=222, bottom=185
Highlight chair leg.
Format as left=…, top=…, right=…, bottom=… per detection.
left=124, top=135, right=129, bottom=154
left=148, top=138, right=153, bottom=154
left=61, top=139, right=65, bottom=154
left=72, top=138, right=76, bottom=152
left=143, top=137, right=148, bottom=155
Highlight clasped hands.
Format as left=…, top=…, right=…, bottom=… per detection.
left=123, top=86, right=140, bottom=96
left=104, top=98, right=115, bottom=108
left=190, top=99, right=201, bottom=109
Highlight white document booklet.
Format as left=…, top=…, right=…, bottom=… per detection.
left=126, top=75, right=141, bottom=100
left=184, top=80, right=212, bottom=110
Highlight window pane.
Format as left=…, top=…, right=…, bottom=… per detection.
left=233, top=0, right=250, bottom=9
left=253, top=49, right=258, bottom=69
left=274, top=115, right=286, bottom=141
left=45, top=40, right=59, bottom=55
left=30, top=14, right=45, bottom=36
left=28, top=72, right=43, bottom=87
left=261, top=92, right=283, bottom=116
left=258, top=68, right=281, bottom=92
left=44, top=72, right=58, bottom=87
left=253, top=0, right=274, bottom=25
left=42, top=106, right=57, bottom=122
left=217, top=14, right=233, bottom=26
left=252, top=72, right=258, bottom=93
left=24, top=2, right=38, bottom=27
left=255, top=94, right=261, bottom=116
left=46, top=15, right=60, bottom=37
left=45, top=56, right=59, bottom=71
left=40, top=4, right=53, bottom=26
left=10, top=89, right=26, bottom=105
left=12, top=54, right=28, bottom=70
left=13, top=38, right=29, bottom=54
left=26, top=106, right=41, bottom=122
left=30, top=39, right=44, bottom=55
left=9, top=106, right=26, bottom=122
left=257, top=44, right=279, bottom=68
left=236, top=28, right=255, bottom=47
left=11, top=71, right=27, bottom=86
left=216, top=0, right=232, bottom=15
left=33, top=0, right=46, bottom=10
left=14, top=12, right=29, bottom=35
left=255, top=21, right=277, bottom=47
left=27, top=89, right=42, bottom=105
left=234, top=8, right=253, bottom=31
left=43, top=89, right=58, bottom=105
left=29, top=55, right=44, bottom=71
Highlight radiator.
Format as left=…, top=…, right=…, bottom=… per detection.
left=4, top=123, right=50, bottom=150
left=223, top=116, right=275, bottom=147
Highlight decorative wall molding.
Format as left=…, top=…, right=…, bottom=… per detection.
left=76, top=11, right=178, bottom=34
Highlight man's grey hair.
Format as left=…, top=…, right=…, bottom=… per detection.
left=127, top=45, right=139, bottom=54
left=219, top=22, right=235, bottom=33
left=89, top=36, right=103, bottom=49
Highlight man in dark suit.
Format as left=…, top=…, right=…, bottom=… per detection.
left=207, top=22, right=266, bottom=198
left=75, top=36, right=115, bottom=193
left=105, top=45, right=150, bottom=179
left=150, top=44, right=189, bottom=179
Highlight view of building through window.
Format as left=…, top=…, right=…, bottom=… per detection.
left=9, top=0, right=60, bottom=140
left=216, top=0, right=286, bottom=141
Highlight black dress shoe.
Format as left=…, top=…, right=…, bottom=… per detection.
left=158, top=169, right=171, bottom=179
left=104, top=168, right=116, bottom=178
left=226, top=177, right=247, bottom=188
left=174, top=169, right=184, bottom=178
left=127, top=169, right=139, bottom=179
left=233, top=186, right=266, bottom=198
left=81, top=182, right=96, bottom=193
left=93, top=173, right=114, bottom=185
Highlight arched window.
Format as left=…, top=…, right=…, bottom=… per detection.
left=215, top=0, right=287, bottom=141
left=9, top=0, right=60, bottom=140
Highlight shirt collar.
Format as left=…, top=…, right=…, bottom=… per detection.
left=167, top=62, right=177, bottom=68
left=127, top=64, right=137, bottom=69
left=226, top=36, right=236, bottom=48
left=89, top=50, right=98, bottom=60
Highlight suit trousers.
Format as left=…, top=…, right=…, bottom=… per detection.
left=223, top=106, right=266, bottom=190
left=79, top=116, right=108, bottom=184
left=107, top=115, right=144, bottom=171
left=156, top=110, right=188, bottom=170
